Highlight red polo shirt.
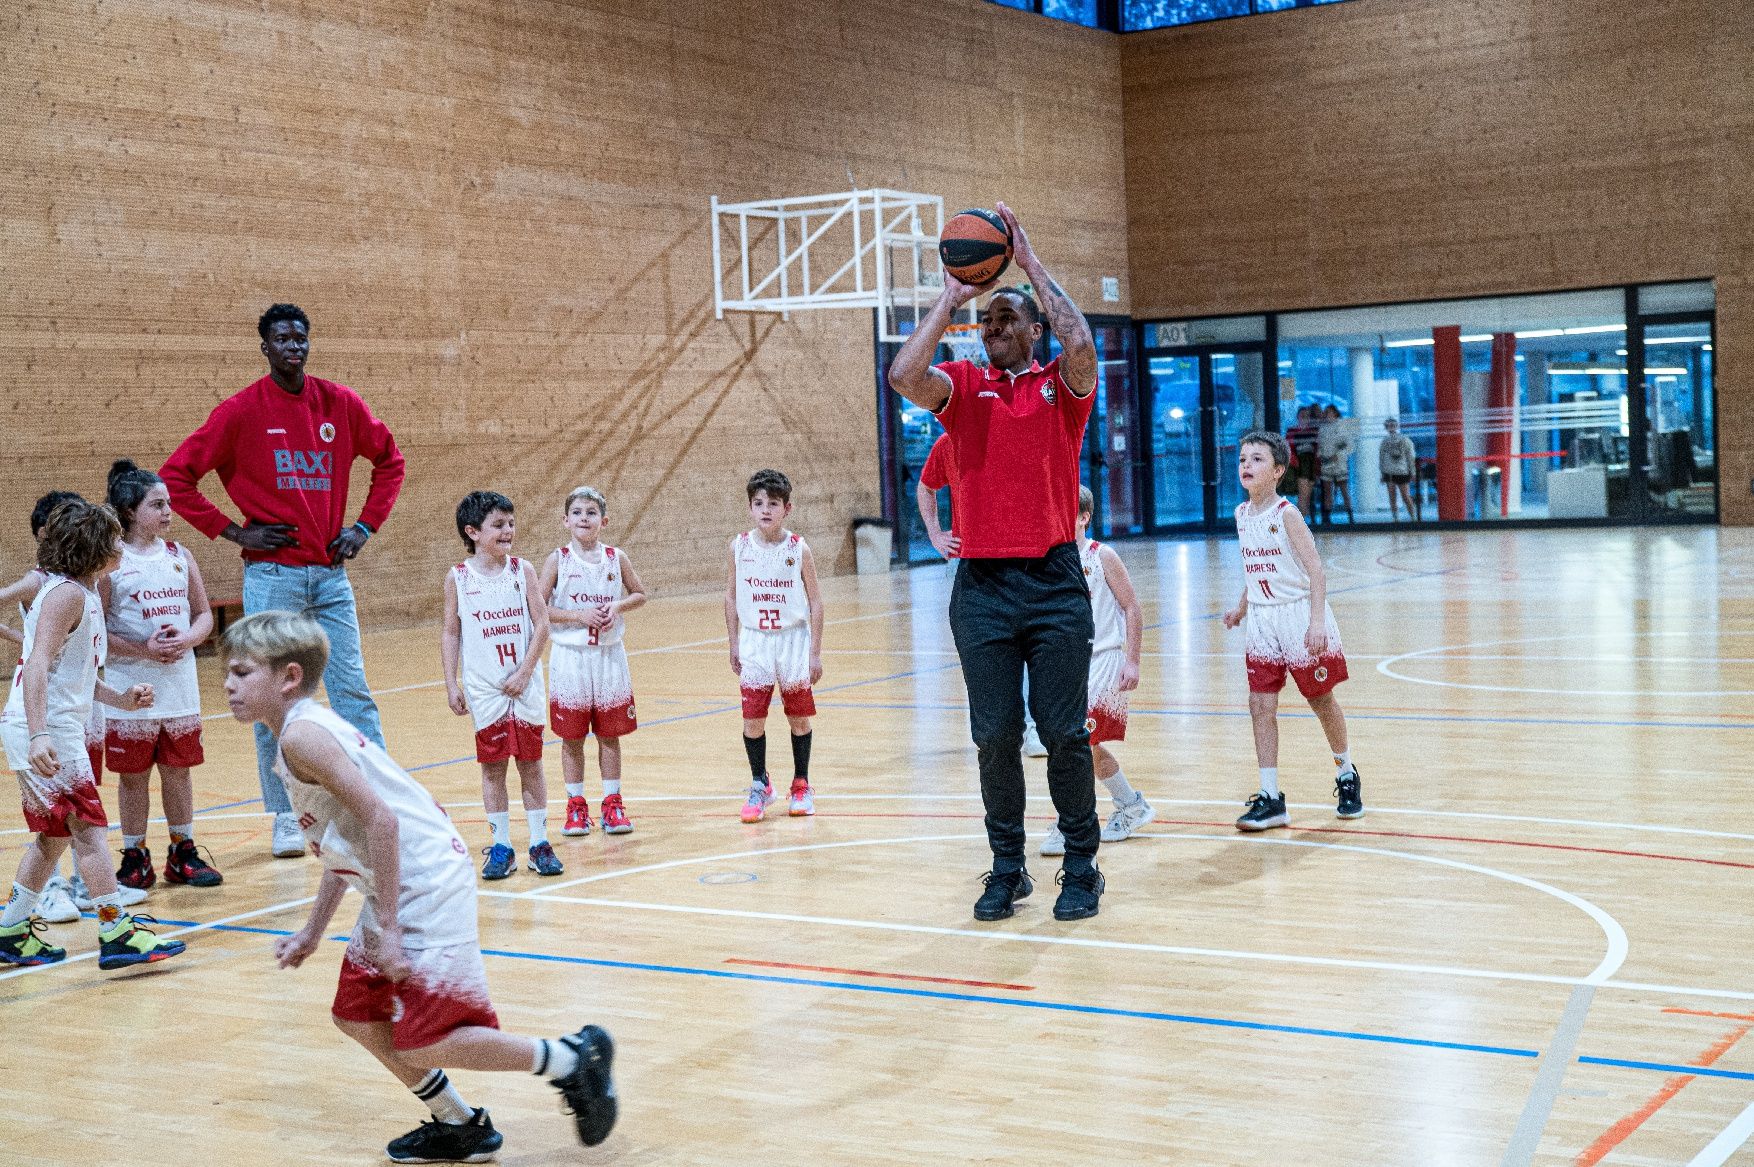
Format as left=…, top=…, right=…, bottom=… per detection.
left=160, top=373, right=406, bottom=568
left=931, top=357, right=1093, bottom=558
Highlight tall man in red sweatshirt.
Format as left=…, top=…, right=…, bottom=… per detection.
left=161, top=303, right=406, bottom=859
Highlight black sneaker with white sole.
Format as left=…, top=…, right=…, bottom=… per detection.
left=386, top=1107, right=503, bottom=1163
left=1052, top=865, right=1104, bottom=920
left=1235, top=791, right=1289, bottom=831
left=973, top=866, right=1033, bottom=921
left=553, top=1024, right=618, bottom=1147
left=1335, top=768, right=1364, bottom=819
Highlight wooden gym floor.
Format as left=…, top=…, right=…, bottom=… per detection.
left=2, top=526, right=1752, bottom=1166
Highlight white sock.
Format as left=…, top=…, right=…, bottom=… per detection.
left=602, top=778, right=621, bottom=797
left=565, top=782, right=585, bottom=798
left=93, top=892, right=125, bottom=933
left=168, top=823, right=194, bottom=843
left=122, top=834, right=146, bottom=851
left=0, top=883, right=38, bottom=928
left=487, top=812, right=511, bottom=848
left=1333, top=749, right=1353, bottom=774
left=533, top=1036, right=581, bottom=1081
left=412, top=1069, right=473, bottom=1125
left=1101, top=771, right=1138, bottom=806
left=1258, top=767, right=1280, bottom=798
left=526, top=809, right=549, bottom=847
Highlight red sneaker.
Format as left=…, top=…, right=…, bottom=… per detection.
left=600, top=793, right=633, bottom=835
left=563, top=796, right=593, bottom=836
left=162, top=838, right=224, bottom=887
left=116, top=846, right=157, bottom=890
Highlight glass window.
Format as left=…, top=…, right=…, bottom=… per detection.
left=1642, top=322, right=1716, bottom=515
left=1043, top=0, right=1100, bottom=24
left=1277, top=288, right=1631, bottom=523
left=1638, top=280, right=1714, bottom=316
left=1124, top=0, right=1249, bottom=31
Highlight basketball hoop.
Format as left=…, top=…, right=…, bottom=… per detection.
left=942, top=322, right=986, bottom=367
left=710, top=188, right=975, bottom=342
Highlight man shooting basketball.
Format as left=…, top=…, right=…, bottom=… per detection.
left=887, top=202, right=1105, bottom=922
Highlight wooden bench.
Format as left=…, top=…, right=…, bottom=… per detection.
left=197, top=595, right=242, bottom=655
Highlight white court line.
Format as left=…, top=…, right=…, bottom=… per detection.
left=1379, top=631, right=1754, bottom=697
left=510, top=830, right=1629, bottom=985
left=0, top=894, right=316, bottom=981
left=1685, top=1099, right=1754, bottom=1167
left=11, top=795, right=1754, bottom=846
left=1500, top=984, right=1598, bottom=1167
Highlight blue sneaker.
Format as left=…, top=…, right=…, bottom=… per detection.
left=481, top=844, right=517, bottom=880
left=529, top=841, right=565, bottom=877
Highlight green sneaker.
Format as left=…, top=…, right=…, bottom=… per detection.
left=0, top=917, right=67, bottom=966
left=97, top=914, right=186, bottom=970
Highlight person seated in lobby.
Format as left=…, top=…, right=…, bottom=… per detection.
left=1286, top=405, right=1320, bottom=518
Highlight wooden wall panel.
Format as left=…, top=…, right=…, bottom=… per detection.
left=1122, top=0, right=1753, bottom=520
left=1, top=0, right=1127, bottom=626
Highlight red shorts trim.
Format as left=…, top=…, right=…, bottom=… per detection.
left=1085, top=703, right=1127, bottom=745
left=105, top=723, right=205, bottom=774
left=22, top=778, right=109, bottom=837
left=549, top=698, right=637, bottom=741
left=331, top=948, right=500, bottom=1051
left=740, top=683, right=816, bottom=720
left=474, top=717, right=545, bottom=764
left=1246, top=651, right=1349, bottom=699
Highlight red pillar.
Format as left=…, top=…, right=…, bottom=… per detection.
left=1434, top=325, right=1465, bottom=521
left=1488, top=332, right=1516, bottom=517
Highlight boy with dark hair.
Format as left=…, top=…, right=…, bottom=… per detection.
left=441, top=491, right=558, bottom=879
left=725, top=470, right=824, bottom=822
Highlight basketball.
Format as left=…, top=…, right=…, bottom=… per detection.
left=938, top=208, right=1012, bottom=285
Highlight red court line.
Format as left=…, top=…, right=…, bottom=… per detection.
left=1664, top=1007, right=1754, bottom=1023
left=1574, top=1024, right=1750, bottom=1165
left=723, top=957, right=1034, bottom=992
left=792, top=812, right=1754, bottom=872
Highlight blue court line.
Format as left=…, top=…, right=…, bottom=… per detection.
left=193, top=797, right=265, bottom=814
left=811, top=699, right=1753, bottom=733
left=53, top=915, right=1754, bottom=1083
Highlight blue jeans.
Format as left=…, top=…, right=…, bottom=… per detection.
left=243, top=562, right=386, bottom=814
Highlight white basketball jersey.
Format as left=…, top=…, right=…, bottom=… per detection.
left=1081, top=539, right=1126, bottom=655
left=548, top=543, right=626, bottom=648
left=105, top=540, right=201, bottom=721
left=454, top=557, right=546, bottom=729
left=1236, top=497, right=1310, bottom=606
left=275, top=698, right=477, bottom=949
left=1, top=575, right=105, bottom=744
left=734, top=530, right=808, bottom=632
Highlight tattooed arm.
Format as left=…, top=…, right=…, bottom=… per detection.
left=994, top=201, right=1095, bottom=398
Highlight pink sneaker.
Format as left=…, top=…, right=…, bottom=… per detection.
left=600, top=793, right=633, bottom=835
left=788, top=779, right=815, bottom=817
left=739, top=781, right=776, bottom=823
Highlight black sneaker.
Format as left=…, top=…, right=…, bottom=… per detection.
left=386, top=1107, right=503, bottom=1163
left=1052, top=865, right=1104, bottom=921
left=1235, top=791, right=1289, bottom=832
left=1335, top=768, right=1364, bottom=819
left=552, top=1025, right=617, bottom=1147
left=972, top=866, right=1033, bottom=921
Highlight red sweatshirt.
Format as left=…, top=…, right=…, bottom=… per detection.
left=160, top=373, right=406, bottom=568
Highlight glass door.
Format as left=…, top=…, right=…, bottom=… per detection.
left=896, top=399, right=946, bottom=562
left=1147, top=354, right=1203, bottom=527
left=1211, top=350, right=1267, bottom=518
left=1640, top=320, right=1716, bottom=516
left=1084, top=322, right=1142, bottom=537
